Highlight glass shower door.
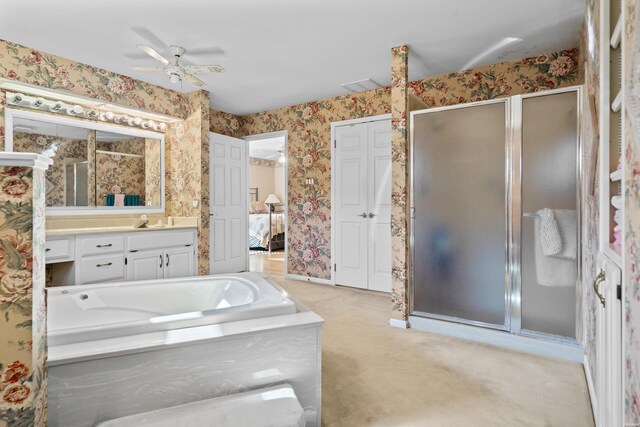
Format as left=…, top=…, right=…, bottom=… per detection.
left=519, top=91, right=578, bottom=338
left=411, top=100, right=508, bottom=328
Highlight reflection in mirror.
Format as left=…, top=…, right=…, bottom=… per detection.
left=13, top=118, right=90, bottom=207
left=11, top=116, right=163, bottom=209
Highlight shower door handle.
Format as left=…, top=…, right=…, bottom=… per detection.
left=593, top=270, right=606, bottom=308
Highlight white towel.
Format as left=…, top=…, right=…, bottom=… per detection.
left=534, top=214, right=577, bottom=287
left=552, top=210, right=577, bottom=260
left=538, top=208, right=562, bottom=256
left=114, top=193, right=125, bottom=207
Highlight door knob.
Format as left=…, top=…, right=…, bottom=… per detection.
left=209, top=213, right=215, bottom=217
left=368, top=213, right=375, bottom=218
left=358, top=213, right=367, bottom=218
left=593, top=270, right=606, bottom=308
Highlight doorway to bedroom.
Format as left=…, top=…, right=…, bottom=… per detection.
left=244, top=131, right=288, bottom=276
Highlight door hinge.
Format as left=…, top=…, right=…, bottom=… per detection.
left=125, top=257, right=128, bottom=266
left=617, top=284, right=622, bottom=300
left=334, top=139, right=336, bottom=148
left=334, top=264, right=337, bottom=272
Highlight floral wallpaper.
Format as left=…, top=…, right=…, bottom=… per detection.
left=240, top=48, right=581, bottom=286
left=625, top=0, right=640, bottom=422
left=390, top=45, right=409, bottom=320
left=249, top=157, right=282, bottom=168
left=95, top=138, right=146, bottom=206
left=210, top=110, right=244, bottom=139
left=0, top=165, right=47, bottom=425
left=13, top=133, right=88, bottom=207
left=145, top=138, right=162, bottom=207
left=242, top=89, right=391, bottom=278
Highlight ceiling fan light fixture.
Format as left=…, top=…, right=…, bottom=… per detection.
left=169, top=73, right=181, bottom=84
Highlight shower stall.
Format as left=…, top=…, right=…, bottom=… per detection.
left=409, top=86, right=581, bottom=352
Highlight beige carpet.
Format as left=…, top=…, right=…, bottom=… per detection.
left=270, top=275, right=594, bottom=427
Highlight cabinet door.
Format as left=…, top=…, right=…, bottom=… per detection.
left=163, top=247, right=195, bottom=279
left=126, top=250, right=164, bottom=282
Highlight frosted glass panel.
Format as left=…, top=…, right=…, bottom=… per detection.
left=412, top=102, right=507, bottom=326
left=521, top=92, right=577, bottom=338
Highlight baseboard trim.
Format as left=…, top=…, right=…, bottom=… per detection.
left=389, top=319, right=409, bottom=329
left=583, top=354, right=598, bottom=425
left=409, top=315, right=584, bottom=363
left=285, top=274, right=334, bottom=286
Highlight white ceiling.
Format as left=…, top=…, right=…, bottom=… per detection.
left=0, top=0, right=584, bottom=115
left=249, top=136, right=285, bottom=160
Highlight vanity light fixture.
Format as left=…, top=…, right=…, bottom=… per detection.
left=5, top=91, right=170, bottom=133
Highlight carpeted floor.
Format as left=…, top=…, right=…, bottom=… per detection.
left=263, top=268, right=594, bottom=426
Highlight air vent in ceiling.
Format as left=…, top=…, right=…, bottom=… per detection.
left=340, top=78, right=383, bottom=93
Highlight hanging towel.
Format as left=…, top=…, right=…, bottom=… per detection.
left=534, top=212, right=577, bottom=287
left=124, top=194, right=141, bottom=206
left=538, top=208, right=562, bottom=256
left=551, top=209, right=577, bottom=260
left=105, top=194, right=115, bottom=206
left=114, top=193, right=125, bottom=207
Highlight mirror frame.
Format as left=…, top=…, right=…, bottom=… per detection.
left=4, top=108, right=165, bottom=216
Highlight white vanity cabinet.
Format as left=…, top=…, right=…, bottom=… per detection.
left=126, top=246, right=195, bottom=281
left=46, top=228, right=197, bottom=286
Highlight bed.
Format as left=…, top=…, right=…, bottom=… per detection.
left=249, top=203, right=285, bottom=252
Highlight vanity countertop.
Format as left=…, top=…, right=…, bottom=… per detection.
left=46, top=224, right=197, bottom=237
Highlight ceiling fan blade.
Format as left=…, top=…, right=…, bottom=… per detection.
left=184, top=73, right=206, bottom=87
left=184, top=65, right=225, bottom=74
left=137, top=45, right=170, bottom=66
left=185, top=47, right=225, bottom=56
left=130, top=66, right=166, bottom=72
left=131, top=26, right=167, bottom=50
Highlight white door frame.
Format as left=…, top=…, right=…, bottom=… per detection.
left=243, top=130, right=289, bottom=275
left=330, top=114, right=392, bottom=285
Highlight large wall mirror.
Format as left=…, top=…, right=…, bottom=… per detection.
left=5, top=109, right=165, bottom=215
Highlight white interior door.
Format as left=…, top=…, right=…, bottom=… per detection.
left=367, top=120, right=392, bottom=292
left=594, top=253, right=623, bottom=426
left=334, top=119, right=392, bottom=291
left=335, top=123, right=369, bottom=289
left=210, top=132, right=247, bottom=274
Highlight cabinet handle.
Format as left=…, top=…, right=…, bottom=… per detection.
left=166, top=254, right=170, bottom=267
left=45, top=248, right=51, bottom=252
left=96, top=243, right=113, bottom=248
left=593, top=270, right=606, bottom=308
left=96, top=262, right=112, bottom=268
left=159, top=255, right=163, bottom=268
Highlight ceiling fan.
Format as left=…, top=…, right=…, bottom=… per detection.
left=265, top=147, right=286, bottom=164
left=130, top=44, right=224, bottom=88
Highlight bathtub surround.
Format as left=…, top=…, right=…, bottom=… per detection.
left=46, top=273, right=323, bottom=426
left=0, top=153, right=51, bottom=426
left=390, top=45, right=410, bottom=322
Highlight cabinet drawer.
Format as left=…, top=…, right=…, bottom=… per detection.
left=46, top=237, right=74, bottom=263
left=81, top=254, right=126, bottom=284
left=81, top=235, right=125, bottom=256
left=127, top=231, right=195, bottom=252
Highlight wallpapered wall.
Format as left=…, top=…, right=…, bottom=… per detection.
left=13, top=133, right=88, bottom=206
left=96, top=138, right=146, bottom=206
left=0, top=165, right=47, bottom=425
left=234, top=48, right=582, bottom=286
left=624, top=0, right=640, bottom=421
left=0, top=39, right=211, bottom=272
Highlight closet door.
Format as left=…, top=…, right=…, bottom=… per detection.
left=334, top=119, right=392, bottom=291
left=367, top=120, right=392, bottom=292
left=335, top=123, right=369, bottom=289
